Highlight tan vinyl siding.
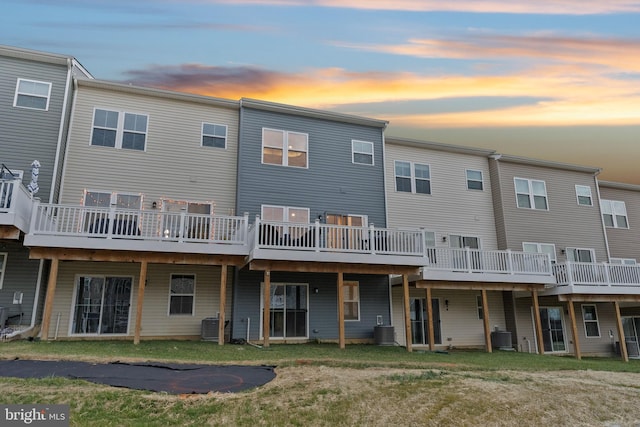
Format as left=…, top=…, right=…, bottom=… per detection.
left=47, top=262, right=230, bottom=339
left=60, top=85, right=239, bottom=214
left=391, top=286, right=505, bottom=347
left=598, top=185, right=640, bottom=261
left=385, top=143, right=498, bottom=250
left=491, top=160, right=607, bottom=261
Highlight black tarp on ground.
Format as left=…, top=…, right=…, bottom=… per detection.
left=0, top=360, right=276, bottom=394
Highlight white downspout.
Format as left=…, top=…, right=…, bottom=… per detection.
left=49, top=57, right=73, bottom=204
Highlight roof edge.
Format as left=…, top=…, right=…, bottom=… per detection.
left=491, top=153, right=601, bottom=174
left=385, top=136, right=496, bottom=156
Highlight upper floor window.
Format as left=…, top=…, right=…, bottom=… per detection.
left=523, top=242, right=557, bottom=263
left=202, top=123, right=227, bottom=148
left=91, top=108, right=148, bottom=151
left=0, top=253, right=6, bottom=290
left=581, top=305, right=600, bottom=338
left=395, top=161, right=431, bottom=194
left=261, top=205, right=310, bottom=224
left=14, top=78, right=51, bottom=110
left=262, top=128, right=308, bottom=168
left=169, top=274, right=195, bottom=316
left=466, top=169, right=484, bottom=190
left=600, top=200, right=629, bottom=229
left=352, top=140, right=374, bottom=165
left=515, top=178, right=548, bottom=210
left=610, top=258, right=637, bottom=265
left=565, top=247, right=595, bottom=263
left=575, top=185, right=593, bottom=206
left=84, top=190, right=142, bottom=209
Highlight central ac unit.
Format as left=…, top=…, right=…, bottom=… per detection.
left=201, top=317, right=219, bottom=341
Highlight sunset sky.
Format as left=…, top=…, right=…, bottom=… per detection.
left=3, top=0, right=639, bottom=183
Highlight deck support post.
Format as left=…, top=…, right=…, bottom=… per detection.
left=337, top=271, right=345, bottom=349
left=482, top=289, right=492, bottom=353
left=40, top=257, right=59, bottom=341
left=218, top=264, right=227, bottom=345
left=402, top=274, right=412, bottom=352
left=425, top=287, right=434, bottom=351
left=567, top=298, right=581, bottom=360
left=133, top=260, right=148, bottom=345
left=614, top=301, right=628, bottom=362
left=532, top=289, right=544, bottom=355
left=263, top=270, right=271, bottom=348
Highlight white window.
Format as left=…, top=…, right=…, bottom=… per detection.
left=523, top=242, right=557, bottom=263
left=262, top=128, right=308, bottom=168
left=91, top=108, right=148, bottom=151
left=610, top=258, right=637, bottom=265
left=515, top=178, right=548, bottom=210
left=261, top=205, right=310, bottom=224
left=581, top=305, right=600, bottom=338
left=343, top=281, right=360, bottom=321
left=352, top=140, right=374, bottom=165
left=601, top=200, right=629, bottom=229
left=202, top=123, right=227, bottom=148
left=169, top=274, right=195, bottom=316
left=0, top=253, right=7, bottom=290
left=575, top=185, right=593, bottom=206
left=565, top=247, right=595, bottom=263
left=466, top=170, right=484, bottom=190
left=395, top=161, right=431, bottom=194
left=84, top=191, right=142, bottom=209
left=14, top=78, right=51, bottom=110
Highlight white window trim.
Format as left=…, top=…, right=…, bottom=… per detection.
left=600, top=199, right=629, bottom=229
left=575, top=185, right=593, bottom=207
left=610, top=258, right=637, bottom=265
left=261, top=127, right=309, bottom=168
left=522, top=242, right=557, bottom=263
left=514, top=177, right=549, bottom=210
left=466, top=169, right=484, bottom=191
left=0, top=253, right=7, bottom=290
left=343, top=281, right=361, bottom=322
left=394, top=160, right=431, bottom=195
left=91, top=107, right=149, bottom=151
left=565, top=247, right=596, bottom=263
left=261, top=204, right=310, bottom=223
left=83, top=190, right=143, bottom=209
left=581, top=304, right=601, bottom=338
left=351, top=140, right=374, bottom=165
left=13, top=78, right=52, bottom=111
left=201, top=122, right=227, bottom=149
left=168, top=273, right=196, bottom=316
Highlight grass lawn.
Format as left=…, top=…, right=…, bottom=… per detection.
left=1, top=340, right=640, bottom=426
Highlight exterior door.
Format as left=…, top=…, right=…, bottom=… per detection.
left=622, top=317, right=640, bottom=357
left=539, top=307, right=566, bottom=352
left=325, top=214, right=367, bottom=250
left=72, top=276, right=132, bottom=335
left=265, top=284, right=308, bottom=339
left=409, top=298, right=441, bottom=345
left=450, top=235, right=480, bottom=270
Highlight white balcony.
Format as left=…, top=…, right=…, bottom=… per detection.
left=0, top=179, right=34, bottom=236
left=248, top=218, right=429, bottom=266
left=420, top=247, right=556, bottom=284
left=24, top=202, right=250, bottom=255
left=544, top=262, right=640, bottom=296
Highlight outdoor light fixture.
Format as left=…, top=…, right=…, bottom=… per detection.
left=445, top=299, right=449, bottom=311
left=314, top=288, right=319, bottom=294
left=152, top=201, right=157, bottom=209
left=442, top=236, right=447, bottom=242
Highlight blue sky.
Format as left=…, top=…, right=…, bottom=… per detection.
left=3, top=0, right=640, bottom=183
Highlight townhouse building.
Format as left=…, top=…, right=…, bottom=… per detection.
left=0, top=45, right=91, bottom=336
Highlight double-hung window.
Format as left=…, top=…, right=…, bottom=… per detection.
left=262, top=128, right=308, bottom=168
left=581, top=305, right=600, bottom=338
left=91, top=108, right=148, bottom=151
left=202, top=123, right=227, bottom=148
left=515, top=178, right=548, bottom=210
left=600, top=200, right=629, bottom=228
left=352, top=140, right=374, bottom=165
left=395, top=161, right=431, bottom=194
left=14, top=78, right=51, bottom=110
left=343, top=281, right=360, bottom=321
left=169, top=274, right=195, bottom=316
left=575, top=185, right=593, bottom=206
left=466, top=170, right=484, bottom=190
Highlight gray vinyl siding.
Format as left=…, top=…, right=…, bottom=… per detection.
left=231, top=270, right=389, bottom=341
left=0, top=242, right=41, bottom=327
left=0, top=53, right=71, bottom=203
left=236, top=107, right=386, bottom=225
left=60, top=83, right=239, bottom=214
left=598, top=185, right=640, bottom=261
left=385, top=142, right=498, bottom=249
left=488, top=160, right=508, bottom=248
left=490, top=159, right=607, bottom=261
left=45, top=262, right=230, bottom=339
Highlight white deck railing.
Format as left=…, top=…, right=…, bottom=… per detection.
left=0, top=179, right=34, bottom=231
left=553, top=262, right=640, bottom=289
left=424, top=247, right=553, bottom=275
left=252, top=218, right=425, bottom=256
left=30, top=202, right=249, bottom=244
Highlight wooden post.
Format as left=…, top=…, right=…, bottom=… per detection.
left=425, top=287, right=434, bottom=351
left=402, top=274, right=412, bottom=352
left=613, top=301, right=628, bottom=362
left=337, top=272, right=345, bottom=349
left=531, top=289, right=545, bottom=355
left=40, top=257, right=59, bottom=341
left=482, top=289, right=492, bottom=353
left=263, top=270, right=271, bottom=348
left=566, top=298, right=581, bottom=360
left=218, top=264, right=227, bottom=346
left=133, top=260, right=147, bottom=345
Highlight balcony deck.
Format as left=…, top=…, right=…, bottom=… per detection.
left=543, top=262, right=640, bottom=296
left=0, top=179, right=34, bottom=236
